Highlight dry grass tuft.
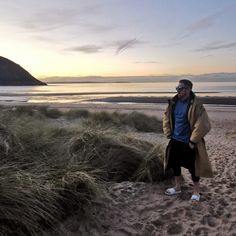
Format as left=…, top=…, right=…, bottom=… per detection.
left=68, top=128, right=151, bottom=182
left=133, top=144, right=173, bottom=182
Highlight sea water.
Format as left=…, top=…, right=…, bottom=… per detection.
left=0, top=81, right=235, bottom=105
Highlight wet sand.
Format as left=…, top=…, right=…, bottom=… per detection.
left=86, top=95, right=236, bottom=105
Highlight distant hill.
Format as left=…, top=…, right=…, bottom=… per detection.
left=0, top=56, right=46, bottom=86
left=44, top=73, right=236, bottom=84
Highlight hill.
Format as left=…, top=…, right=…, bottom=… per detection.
left=44, top=73, right=236, bottom=84
left=0, top=56, right=46, bottom=86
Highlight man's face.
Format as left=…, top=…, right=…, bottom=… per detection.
left=176, top=83, right=190, bottom=99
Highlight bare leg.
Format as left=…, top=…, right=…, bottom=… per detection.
left=193, top=181, right=200, bottom=195
left=175, top=176, right=182, bottom=191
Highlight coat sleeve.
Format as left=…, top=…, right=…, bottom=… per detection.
left=190, top=104, right=211, bottom=143
left=163, top=105, right=172, bottom=139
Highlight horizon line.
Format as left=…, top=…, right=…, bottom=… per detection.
left=39, top=72, right=236, bottom=79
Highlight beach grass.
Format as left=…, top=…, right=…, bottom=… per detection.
left=0, top=105, right=170, bottom=235
left=63, top=109, right=162, bottom=132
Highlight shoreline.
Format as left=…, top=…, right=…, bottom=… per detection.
left=0, top=95, right=236, bottom=106
left=85, top=95, right=236, bottom=105
left=0, top=91, right=220, bottom=96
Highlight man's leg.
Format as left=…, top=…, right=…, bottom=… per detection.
left=191, top=176, right=201, bottom=201
left=172, top=165, right=182, bottom=191
left=165, top=166, right=182, bottom=195
left=184, top=143, right=201, bottom=199
left=193, top=181, right=200, bottom=195
left=165, top=139, right=183, bottom=195
left=174, top=176, right=182, bottom=191
left=189, top=156, right=200, bottom=196
left=191, top=174, right=200, bottom=195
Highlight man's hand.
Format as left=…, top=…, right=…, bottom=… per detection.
left=189, top=141, right=195, bottom=149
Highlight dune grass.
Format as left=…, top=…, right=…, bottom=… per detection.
left=63, top=108, right=163, bottom=132
left=134, top=145, right=173, bottom=182
left=0, top=105, right=170, bottom=235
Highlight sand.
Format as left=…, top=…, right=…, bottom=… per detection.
left=1, top=99, right=235, bottom=235
left=36, top=102, right=235, bottom=236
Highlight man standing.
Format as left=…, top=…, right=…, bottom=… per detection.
left=163, top=79, right=213, bottom=202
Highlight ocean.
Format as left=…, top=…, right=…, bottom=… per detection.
left=0, top=81, right=236, bottom=105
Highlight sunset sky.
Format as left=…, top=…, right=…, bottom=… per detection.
left=0, top=0, right=236, bottom=78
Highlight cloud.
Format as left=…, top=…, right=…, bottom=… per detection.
left=158, top=41, right=183, bottom=48
left=66, top=38, right=144, bottom=54
left=177, top=5, right=235, bottom=40
left=199, top=54, right=213, bottom=59
left=134, top=61, right=160, bottom=64
left=81, top=22, right=116, bottom=33
left=195, top=41, right=236, bottom=52
left=67, top=45, right=103, bottom=53
left=113, top=38, right=143, bottom=55
left=178, top=14, right=218, bottom=40
left=18, top=7, right=80, bottom=32
left=10, top=1, right=114, bottom=35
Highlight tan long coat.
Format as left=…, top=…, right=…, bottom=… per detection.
left=163, top=93, right=213, bottom=178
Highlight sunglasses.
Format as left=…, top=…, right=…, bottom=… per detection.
left=176, top=86, right=188, bottom=91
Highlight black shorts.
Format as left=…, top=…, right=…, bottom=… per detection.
left=168, top=138, right=199, bottom=182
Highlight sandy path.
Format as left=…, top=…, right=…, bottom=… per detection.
left=42, top=105, right=236, bottom=236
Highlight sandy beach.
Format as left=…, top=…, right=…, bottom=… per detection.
left=19, top=99, right=233, bottom=236
left=1, top=97, right=236, bottom=235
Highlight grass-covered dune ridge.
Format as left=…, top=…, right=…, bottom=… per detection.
left=0, top=106, right=171, bottom=235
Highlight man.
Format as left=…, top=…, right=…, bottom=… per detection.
left=163, top=79, right=213, bottom=202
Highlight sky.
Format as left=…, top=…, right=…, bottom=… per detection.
left=0, top=0, right=236, bottom=78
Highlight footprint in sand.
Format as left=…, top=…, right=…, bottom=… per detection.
left=201, top=192, right=212, bottom=201
left=166, top=223, right=183, bottom=235
left=143, top=223, right=156, bottom=235
left=179, top=191, right=191, bottom=201
left=218, top=197, right=229, bottom=206
left=160, top=212, right=172, bottom=221
left=194, top=226, right=210, bottom=236
left=172, top=208, right=185, bottom=218
left=151, top=219, right=165, bottom=228
left=201, top=215, right=218, bottom=227
left=208, top=204, right=225, bottom=217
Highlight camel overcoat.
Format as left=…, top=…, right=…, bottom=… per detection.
left=163, top=92, right=213, bottom=178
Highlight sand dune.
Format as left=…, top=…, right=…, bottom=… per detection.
left=42, top=104, right=236, bottom=236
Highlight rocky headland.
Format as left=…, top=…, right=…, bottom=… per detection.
left=0, top=56, right=46, bottom=86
